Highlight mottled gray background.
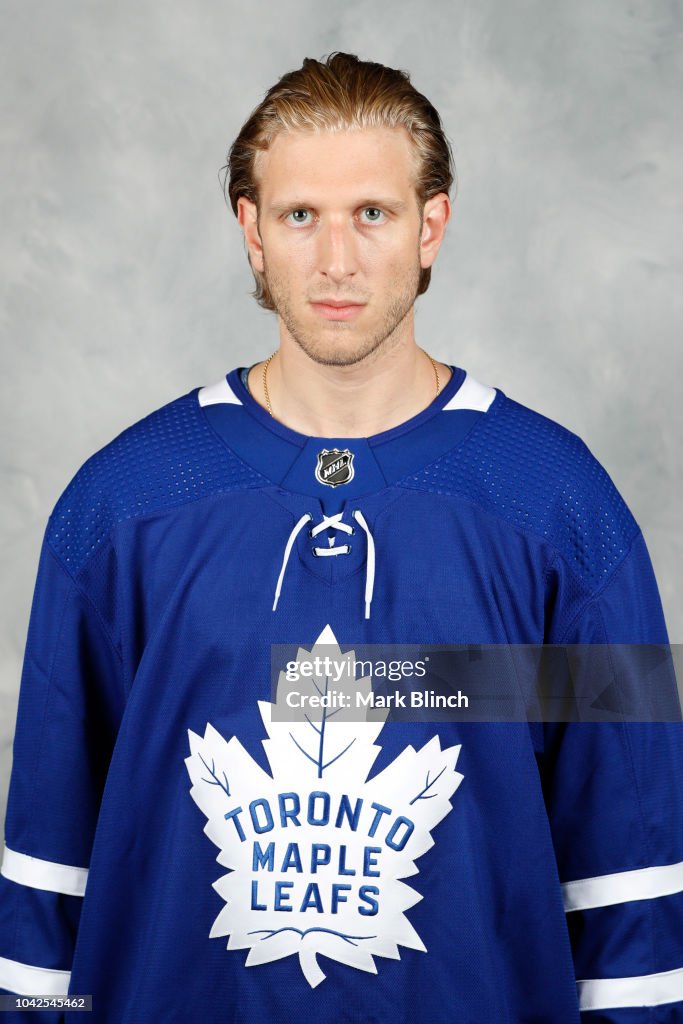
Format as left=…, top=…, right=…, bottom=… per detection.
left=1, top=0, right=681, bottom=826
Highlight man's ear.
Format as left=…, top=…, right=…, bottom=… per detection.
left=237, top=196, right=264, bottom=273
left=419, top=192, right=451, bottom=270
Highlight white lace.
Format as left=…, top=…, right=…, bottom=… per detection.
left=272, top=510, right=376, bottom=619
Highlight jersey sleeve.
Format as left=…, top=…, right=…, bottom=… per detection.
left=541, top=529, right=683, bottom=1021
left=0, top=523, right=124, bottom=1019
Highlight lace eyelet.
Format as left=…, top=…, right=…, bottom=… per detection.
left=311, top=547, right=318, bottom=557
left=349, top=527, right=355, bottom=535
left=346, top=543, right=352, bottom=553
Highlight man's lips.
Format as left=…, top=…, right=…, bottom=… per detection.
left=310, top=300, right=366, bottom=320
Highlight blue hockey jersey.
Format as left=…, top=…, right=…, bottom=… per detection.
left=1, top=363, right=682, bottom=1023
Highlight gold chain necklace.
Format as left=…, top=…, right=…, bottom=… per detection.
left=262, top=348, right=441, bottom=419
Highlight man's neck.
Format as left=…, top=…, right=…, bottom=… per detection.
left=247, top=339, right=452, bottom=438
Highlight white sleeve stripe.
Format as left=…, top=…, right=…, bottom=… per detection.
left=562, top=859, right=683, bottom=912
left=577, top=965, right=683, bottom=1011
left=442, top=373, right=496, bottom=412
left=1, top=844, right=88, bottom=897
left=0, top=955, right=71, bottom=996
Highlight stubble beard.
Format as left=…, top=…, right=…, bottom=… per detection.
left=261, top=255, right=422, bottom=368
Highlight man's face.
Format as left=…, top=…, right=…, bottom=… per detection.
left=238, top=126, right=447, bottom=367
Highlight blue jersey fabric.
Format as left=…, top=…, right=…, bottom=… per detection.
left=0, top=364, right=681, bottom=1023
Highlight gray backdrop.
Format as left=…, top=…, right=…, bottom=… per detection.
left=1, top=0, right=681, bottom=827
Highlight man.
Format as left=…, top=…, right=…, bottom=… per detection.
left=1, top=51, right=681, bottom=1023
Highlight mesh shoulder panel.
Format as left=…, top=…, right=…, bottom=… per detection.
left=399, top=393, right=639, bottom=589
left=47, top=390, right=268, bottom=575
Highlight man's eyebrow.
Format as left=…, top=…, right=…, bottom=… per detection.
left=267, top=197, right=409, bottom=215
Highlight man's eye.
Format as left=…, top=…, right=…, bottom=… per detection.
left=287, top=209, right=311, bottom=225
left=360, top=207, right=386, bottom=223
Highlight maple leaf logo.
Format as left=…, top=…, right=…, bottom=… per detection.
left=185, top=624, right=464, bottom=987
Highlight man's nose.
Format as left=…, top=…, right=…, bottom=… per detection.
left=316, top=217, right=359, bottom=281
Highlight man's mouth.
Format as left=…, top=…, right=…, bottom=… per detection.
left=310, top=300, right=366, bottom=320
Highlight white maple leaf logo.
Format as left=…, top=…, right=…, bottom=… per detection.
left=185, top=624, right=464, bottom=988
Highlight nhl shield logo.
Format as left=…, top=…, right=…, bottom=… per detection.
left=315, top=448, right=355, bottom=487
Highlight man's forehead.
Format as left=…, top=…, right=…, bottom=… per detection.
left=254, top=125, right=418, bottom=194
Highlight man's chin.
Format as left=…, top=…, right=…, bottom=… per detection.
left=297, top=343, right=379, bottom=368
left=277, top=321, right=378, bottom=367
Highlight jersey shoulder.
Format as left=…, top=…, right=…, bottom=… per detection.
left=46, top=386, right=266, bottom=576
left=407, top=387, right=640, bottom=589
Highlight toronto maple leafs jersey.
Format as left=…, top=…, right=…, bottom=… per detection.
left=1, top=363, right=682, bottom=1024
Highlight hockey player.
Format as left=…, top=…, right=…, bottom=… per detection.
left=1, top=51, right=681, bottom=1023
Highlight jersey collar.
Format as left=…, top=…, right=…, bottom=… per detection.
left=197, top=364, right=500, bottom=501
